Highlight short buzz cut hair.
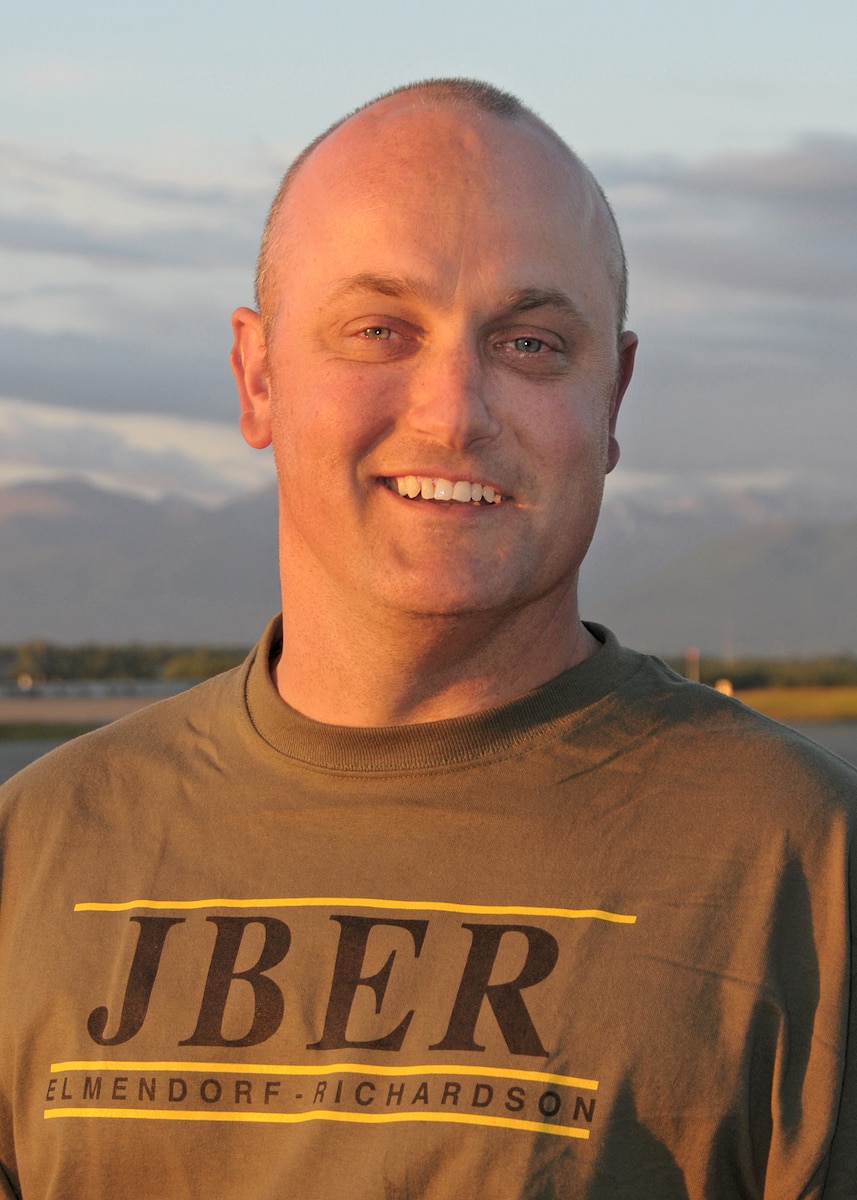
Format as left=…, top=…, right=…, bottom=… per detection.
left=254, top=78, right=628, bottom=337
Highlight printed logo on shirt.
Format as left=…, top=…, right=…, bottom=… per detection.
left=43, top=895, right=636, bottom=1139
left=45, top=1061, right=598, bottom=1139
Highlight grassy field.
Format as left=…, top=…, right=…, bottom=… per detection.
left=0, top=722, right=98, bottom=741
left=736, top=686, right=857, bottom=722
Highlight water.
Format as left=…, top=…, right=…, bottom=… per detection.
left=790, top=722, right=857, bottom=767
left=0, top=680, right=191, bottom=785
left=0, top=738, right=68, bottom=784
left=2, top=723, right=857, bottom=787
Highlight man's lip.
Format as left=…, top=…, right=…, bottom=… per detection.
left=380, top=475, right=505, bottom=504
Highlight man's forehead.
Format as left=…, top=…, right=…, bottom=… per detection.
left=277, top=99, right=609, bottom=277
left=261, top=88, right=627, bottom=333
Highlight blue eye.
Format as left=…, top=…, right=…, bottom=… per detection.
left=513, top=337, right=544, bottom=353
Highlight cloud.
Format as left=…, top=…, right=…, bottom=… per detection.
left=684, top=136, right=857, bottom=210
left=0, top=327, right=237, bottom=418
left=0, top=211, right=256, bottom=269
left=0, top=141, right=276, bottom=415
left=596, top=136, right=857, bottom=483
left=1, top=141, right=270, bottom=216
left=0, top=142, right=266, bottom=273
left=606, top=136, right=857, bottom=303
left=0, top=398, right=275, bottom=505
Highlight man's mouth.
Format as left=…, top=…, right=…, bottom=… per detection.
left=382, top=476, right=503, bottom=504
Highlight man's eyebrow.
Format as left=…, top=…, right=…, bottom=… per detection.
left=326, top=273, right=434, bottom=303
left=502, top=287, right=585, bottom=319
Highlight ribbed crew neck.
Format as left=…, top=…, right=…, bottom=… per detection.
left=244, top=616, right=642, bottom=774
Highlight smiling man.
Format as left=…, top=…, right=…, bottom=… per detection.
left=231, top=84, right=636, bottom=726
left=1, top=80, right=855, bottom=1199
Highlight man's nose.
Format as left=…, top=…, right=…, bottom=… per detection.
left=403, top=344, right=501, bottom=449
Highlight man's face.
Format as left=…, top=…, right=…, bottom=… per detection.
left=235, top=99, right=635, bottom=628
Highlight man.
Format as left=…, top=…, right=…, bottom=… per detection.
left=0, top=79, right=854, bottom=1199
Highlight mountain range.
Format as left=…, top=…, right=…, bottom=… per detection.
left=2, top=477, right=855, bottom=656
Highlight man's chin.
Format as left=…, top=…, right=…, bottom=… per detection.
left=370, top=575, right=561, bottom=625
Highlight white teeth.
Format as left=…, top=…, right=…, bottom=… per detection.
left=385, top=476, right=503, bottom=504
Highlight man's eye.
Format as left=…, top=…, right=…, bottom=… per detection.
left=512, top=337, right=545, bottom=353
left=360, top=326, right=392, bottom=340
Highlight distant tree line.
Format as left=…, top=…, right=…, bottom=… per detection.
left=3, top=640, right=857, bottom=689
left=0, top=641, right=249, bottom=684
left=663, top=653, right=857, bottom=690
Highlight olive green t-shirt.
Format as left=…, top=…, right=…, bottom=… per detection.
left=1, top=619, right=855, bottom=1198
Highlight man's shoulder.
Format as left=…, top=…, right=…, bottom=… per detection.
left=611, top=641, right=857, bottom=822
left=0, top=662, right=248, bottom=816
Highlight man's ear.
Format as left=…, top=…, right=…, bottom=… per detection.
left=230, top=307, right=273, bottom=449
left=606, top=329, right=638, bottom=474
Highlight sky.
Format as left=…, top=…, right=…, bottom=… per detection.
left=2, top=0, right=856, bottom=508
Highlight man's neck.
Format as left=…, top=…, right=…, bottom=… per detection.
left=271, top=586, right=600, bottom=727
